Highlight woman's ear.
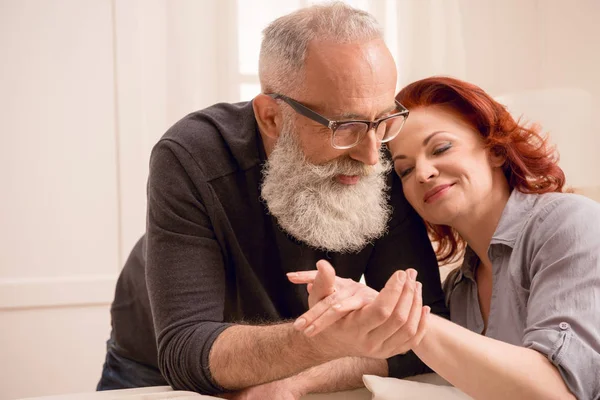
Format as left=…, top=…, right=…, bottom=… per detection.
left=253, top=94, right=283, bottom=140
left=489, top=147, right=506, bottom=168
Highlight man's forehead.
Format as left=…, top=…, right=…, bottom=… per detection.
left=304, top=46, right=396, bottom=89
left=302, top=39, right=397, bottom=120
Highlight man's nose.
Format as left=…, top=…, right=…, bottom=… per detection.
left=348, top=129, right=380, bottom=166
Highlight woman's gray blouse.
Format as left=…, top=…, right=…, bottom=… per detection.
left=443, top=190, right=600, bottom=399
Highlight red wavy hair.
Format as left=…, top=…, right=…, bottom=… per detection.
left=396, top=76, right=566, bottom=264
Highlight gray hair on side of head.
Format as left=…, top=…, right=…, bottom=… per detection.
left=258, top=1, right=383, bottom=97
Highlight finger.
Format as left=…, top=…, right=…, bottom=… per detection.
left=368, top=271, right=418, bottom=343
left=294, top=285, right=351, bottom=332
left=392, top=271, right=420, bottom=332
left=286, top=271, right=317, bottom=284
left=408, top=305, right=431, bottom=350
left=388, top=279, right=423, bottom=344
left=303, top=288, right=376, bottom=337
left=336, top=287, right=377, bottom=313
left=310, top=260, right=337, bottom=303
left=354, top=270, right=407, bottom=330
left=371, top=275, right=423, bottom=354
left=302, top=303, right=344, bottom=337
left=403, top=280, right=423, bottom=337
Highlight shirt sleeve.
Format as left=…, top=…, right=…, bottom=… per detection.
left=364, top=172, right=449, bottom=379
left=145, top=139, right=233, bottom=395
left=522, top=195, right=600, bottom=400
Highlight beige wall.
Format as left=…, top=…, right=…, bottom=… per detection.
left=0, top=0, right=598, bottom=399
left=1, top=1, right=117, bottom=398
left=394, top=0, right=600, bottom=190
left=0, top=1, right=223, bottom=398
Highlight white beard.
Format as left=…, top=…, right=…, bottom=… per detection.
left=260, top=119, right=392, bottom=253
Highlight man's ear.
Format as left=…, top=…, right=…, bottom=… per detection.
left=253, top=94, right=282, bottom=140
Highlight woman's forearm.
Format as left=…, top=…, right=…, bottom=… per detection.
left=412, top=315, right=575, bottom=400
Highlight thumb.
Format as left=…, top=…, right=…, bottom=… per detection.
left=311, top=259, right=337, bottom=302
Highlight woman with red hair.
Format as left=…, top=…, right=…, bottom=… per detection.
left=290, top=76, right=600, bottom=399
left=385, top=76, right=600, bottom=399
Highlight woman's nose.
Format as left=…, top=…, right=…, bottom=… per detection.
left=416, top=161, right=438, bottom=183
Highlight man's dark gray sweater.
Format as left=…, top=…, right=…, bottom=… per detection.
left=109, top=101, right=448, bottom=394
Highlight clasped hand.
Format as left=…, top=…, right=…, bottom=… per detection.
left=287, top=260, right=430, bottom=359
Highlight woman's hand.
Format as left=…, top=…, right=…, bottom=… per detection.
left=287, top=260, right=425, bottom=342
left=298, top=262, right=430, bottom=359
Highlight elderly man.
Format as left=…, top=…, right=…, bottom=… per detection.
left=98, top=2, right=447, bottom=398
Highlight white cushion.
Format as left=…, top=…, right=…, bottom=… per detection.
left=363, top=373, right=473, bottom=400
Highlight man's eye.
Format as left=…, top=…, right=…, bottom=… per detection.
left=433, top=143, right=452, bottom=155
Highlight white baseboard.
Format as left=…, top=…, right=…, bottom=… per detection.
left=0, top=274, right=118, bottom=310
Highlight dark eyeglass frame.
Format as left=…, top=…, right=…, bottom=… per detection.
left=267, top=93, right=409, bottom=149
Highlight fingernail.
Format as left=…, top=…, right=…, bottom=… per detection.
left=287, top=272, right=298, bottom=277
left=397, top=271, right=406, bottom=283
left=426, top=306, right=431, bottom=315
left=304, top=325, right=315, bottom=336
left=332, top=304, right=341, bottom=309
left=408, top=269, right=418, bottom=281
left=293, top=318, right=306, bottom=330
left=416, top=281, right=422, bottom=292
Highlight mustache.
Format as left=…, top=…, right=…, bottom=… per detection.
left=307, top=155, right=390, bottom=180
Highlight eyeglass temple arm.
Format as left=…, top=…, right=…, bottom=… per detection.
left=266, top=93, right=333, bottom=128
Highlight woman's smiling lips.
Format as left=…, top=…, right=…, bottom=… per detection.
left=423, top=183, right=454, bottom=203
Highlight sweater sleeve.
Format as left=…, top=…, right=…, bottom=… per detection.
left=145, top=139, right=233, bottom=395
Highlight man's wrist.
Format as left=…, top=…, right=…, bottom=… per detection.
left=292, top=323, right=344, bottom=361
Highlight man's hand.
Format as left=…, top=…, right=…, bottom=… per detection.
left=219, top=377, right=304, bottom=400
left=289, top=260, right=430, bottom=359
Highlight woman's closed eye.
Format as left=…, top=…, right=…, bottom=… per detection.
left=433, top=142, right=452, bottom=155
left=397, top=143, right=452, bottom=178
left=397, top=166, right=413, bottom=179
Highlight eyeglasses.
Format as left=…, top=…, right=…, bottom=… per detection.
left=267, top=93, right=409, bottom=150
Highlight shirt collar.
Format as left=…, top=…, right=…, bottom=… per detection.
left=457, top=190, right=537, bottom=281
left=490, top=190, right=538, bottom=248
left=458, top=245, right=479, bottom=281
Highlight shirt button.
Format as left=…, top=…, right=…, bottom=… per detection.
left=559, top=322, right=570, bottom=330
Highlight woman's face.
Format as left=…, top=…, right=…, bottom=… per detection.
left=388, top=106, right=504, bottom=226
